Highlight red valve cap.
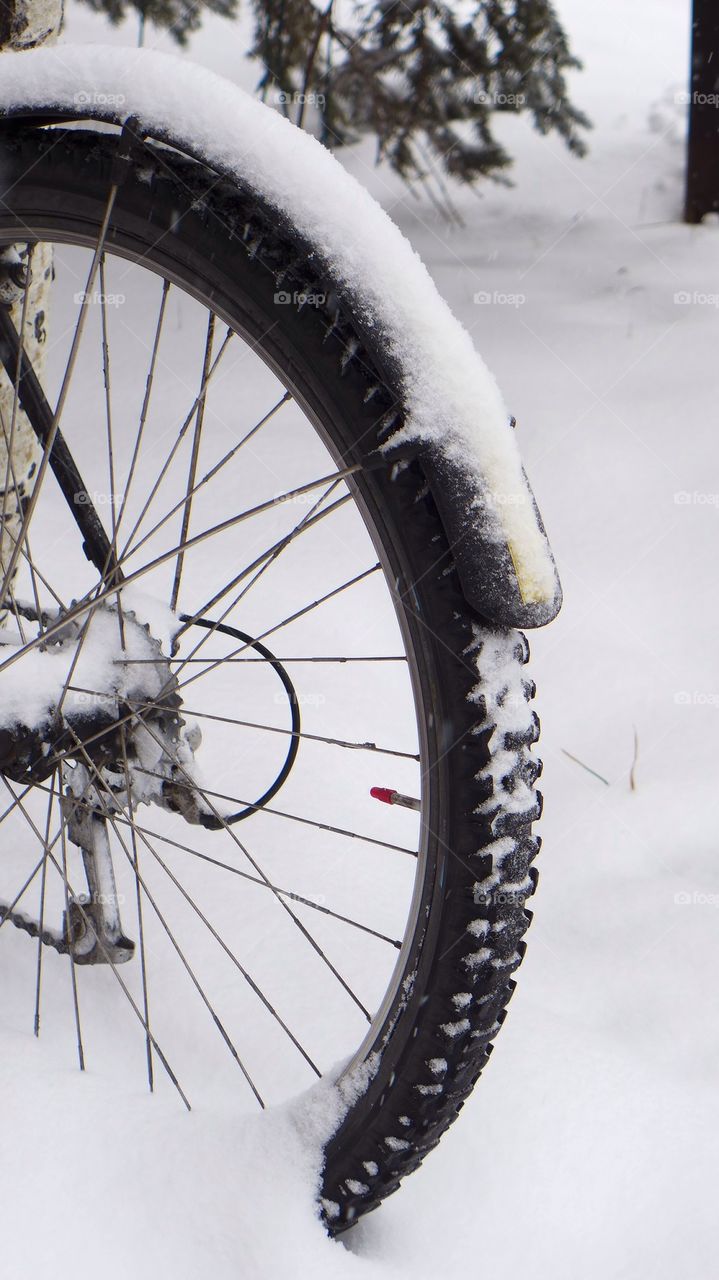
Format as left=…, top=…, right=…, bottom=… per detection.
left=370, top=786, right=397, bottom=805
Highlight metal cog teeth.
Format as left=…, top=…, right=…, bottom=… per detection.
left=3, top=598, right=187, bottom=786
left=0, top=601, right=204, bottom=948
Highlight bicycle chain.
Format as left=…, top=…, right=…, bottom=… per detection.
left=0, top=902, right=70, bottom=954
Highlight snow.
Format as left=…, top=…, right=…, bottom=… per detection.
left=0, top=43, right=560, bottom=615
left=0, top=0, right=715, bottom=1278
left=0, top=603, right=167, bottom=729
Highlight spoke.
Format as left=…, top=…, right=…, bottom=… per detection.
left=0, top=307, right=119, bottom=587
left=171, top=484, right=349, bottom=669
left=118, top=655, right=408, bottom=664
left=33, top=768, right=57, bottom=1037
left=63, top=726, right=317, bottom=1089
left=113, top=279, right=170, bottom=549
left=98, top=255, right=128, bottom=650
left=0, top=772, right=58, bottom=828
left=126, top=391, right=291, bottom=566
left=0, top=849, right=51, bottom=935
left=53, top=603, right=100, bottom=723
left=86, top=778, right=267, bottom=1106
left=0, top=229, right=431, bottom=1110
left=5, top=776, right=402, bottom=947
left=58, top=794, right=85, bottom=1071
left=119, top=723, right=154, bottom=1091
left=38, top=554, right=380, bottom=779
left=65, top=686, right=418, bottom=762
left=134, top=764, right=418, bottom=857
left=175, top=563, right=382, bottom=699
left=114, top=830, right=311, bottom=1094
left=22, top=541, right=66, bottom=613
left=117, top=326, right=234, bottom=559
left=8, top=539, right=46, bottom=641
left=93, top=810, right=403, bottom=950
left=38, top=556, right=382, bottom=779
left=137, top=717, right=372, bottom=1021
left=49, top=845, right=191, bottom=1108
left=171, top=475, right=347, bottom=688
left=99, top=256, right=121, bottom=562
left=104, top=691, right=419, bottom=757
left=0, top=786, right=64, bottom=938
left=120, top=463, right=359, bottom=584
left=7, top=592, right=27, bottom=643
left=0, top=180, right=120, bottom=605
left=0, top=466, right=366, bottom=682
left=0, top=517, right=67, bottom=614
left=217, top=655, right=408, bottom=663
left=175, top=706, right=419, bottom=761
left=170, top=313, right=214, bottom=612
left=0, top=772, right=190, bottom=1104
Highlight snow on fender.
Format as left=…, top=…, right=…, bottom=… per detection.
left=0, top=44, right=561, bottom=627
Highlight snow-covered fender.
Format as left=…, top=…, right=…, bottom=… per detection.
left=415, top=449, right=561, bottom=628
left=0, top=46, right=561, bottom=629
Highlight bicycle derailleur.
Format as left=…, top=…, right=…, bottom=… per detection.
left=0, top=601, right=210, bottom=965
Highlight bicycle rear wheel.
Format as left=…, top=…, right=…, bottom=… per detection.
left=0, top=125, right=542, bottom=1231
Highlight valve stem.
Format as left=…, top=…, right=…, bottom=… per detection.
left=370, top=786, right=420, bottom=811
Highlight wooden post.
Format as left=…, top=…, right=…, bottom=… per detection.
left=684, top=0, right=719, bottom=223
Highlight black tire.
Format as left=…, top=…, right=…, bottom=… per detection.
left=0, top=125, right=542, bottom=1232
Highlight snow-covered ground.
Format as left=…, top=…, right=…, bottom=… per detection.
left=3, top=1, right=717, bottom=1277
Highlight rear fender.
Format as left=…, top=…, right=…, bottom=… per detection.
left=0, top=96, right=561, bottom=629
left=419, top=446, right=562, bottom=628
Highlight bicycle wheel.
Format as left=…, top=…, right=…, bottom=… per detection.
left=0, top=124, right=542, bottom=1231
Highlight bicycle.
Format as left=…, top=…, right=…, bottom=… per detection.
left=0, top=40, right=561, bottom=1232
